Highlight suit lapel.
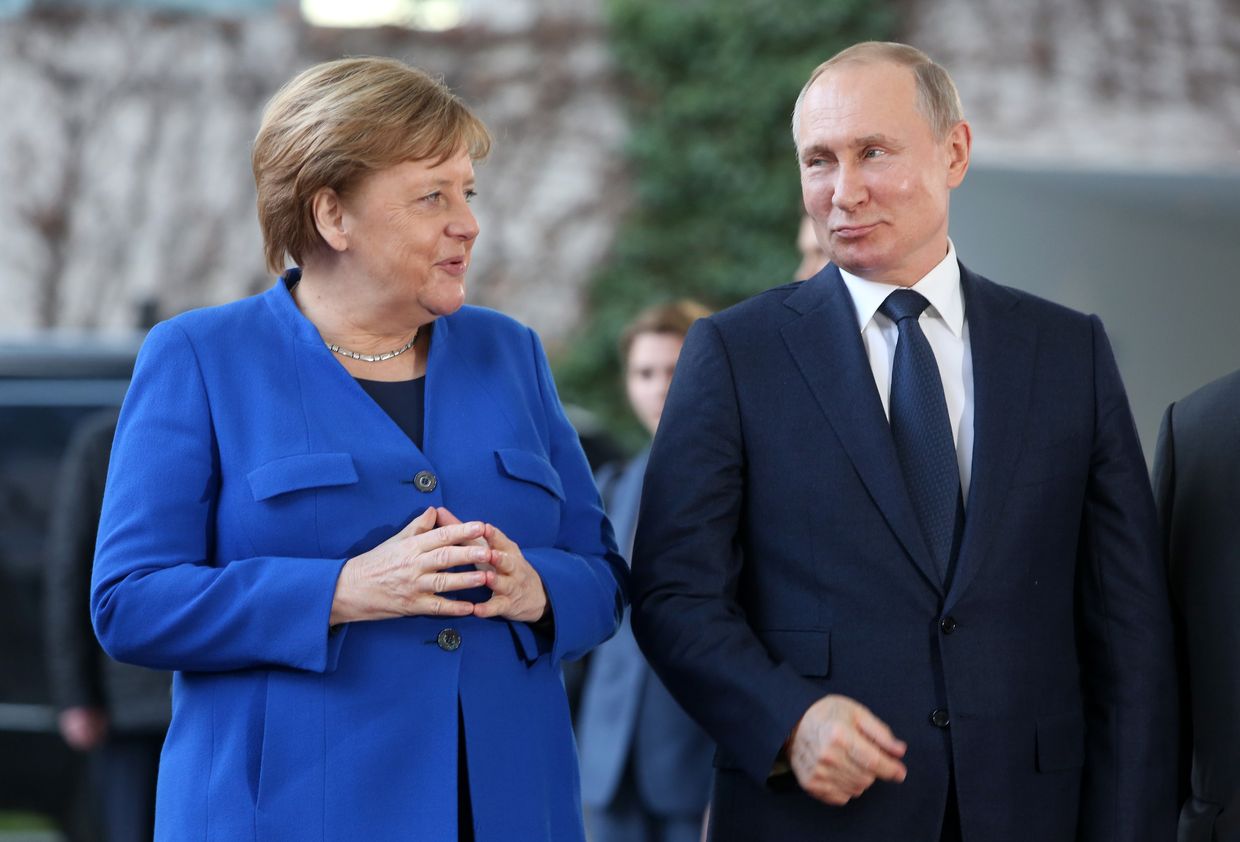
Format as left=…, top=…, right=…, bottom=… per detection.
left=780, top=267, right=942, bottom=592
left=946, top=266, right=1037, bottom=608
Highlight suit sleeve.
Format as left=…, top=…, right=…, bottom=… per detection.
left=1075, top=316, right=1179, bottom=841
left=508, top=327, right=627, bottom=667
left=631, top=318, right=825, bottom=785
left=1153, top=402, right=1200, bottom=815
left=91, top=321, right=349, bottom=674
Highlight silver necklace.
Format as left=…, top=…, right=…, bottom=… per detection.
left=288, top=279, right=419, bottom=363
left=325, top=328, right=418, bottom=363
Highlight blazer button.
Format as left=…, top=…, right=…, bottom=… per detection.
left=436, top=628, right=461, bottom=652
left=929, top=708, right=950, bottom=728
left=413, top=470, right=438, bottom=493
left=940, top=616, right=957, bottom=634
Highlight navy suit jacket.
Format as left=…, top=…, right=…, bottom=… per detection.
left=577, top=447, right=714, bottom=816
left=632, top=264, right=1178, bottom=842
left=91, top=279, right=626, bottom=841
left=1154, top=369, right=1240, bottom=842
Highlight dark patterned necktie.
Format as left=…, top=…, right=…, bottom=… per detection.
left=879, top=290, right=960, bottom=585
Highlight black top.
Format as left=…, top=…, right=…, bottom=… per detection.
left=355, top=376, right=426, bottom=450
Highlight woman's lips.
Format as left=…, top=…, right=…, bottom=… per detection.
left=435, top=257, right=468, bottom=276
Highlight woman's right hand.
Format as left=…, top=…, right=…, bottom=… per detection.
left=329, top=507, right=491, bottom=625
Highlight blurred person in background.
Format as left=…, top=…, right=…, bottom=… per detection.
left=1154, top=369, right=1240, bottom=842
left=89, top=56, right=625, bottom=842
left=576, top=300, right=715, bottom=842
left=44, top=408, right=171, bottom=842
left=795, top=215, right=829, bottom=280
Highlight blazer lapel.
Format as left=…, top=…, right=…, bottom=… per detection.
left=780, top=266, right=942, bottom=592
left=946, top=266, right=1037, bottom=608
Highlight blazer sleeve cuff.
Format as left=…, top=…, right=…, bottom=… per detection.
left=522, top=547, right=623, bottom=666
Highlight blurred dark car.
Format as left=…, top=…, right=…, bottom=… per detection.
left=0, top=334, right=140, bottom=840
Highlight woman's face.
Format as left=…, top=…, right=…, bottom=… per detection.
left=338, top=150, right=479, bottom=319
left=625, top=331, right=685, bottom=437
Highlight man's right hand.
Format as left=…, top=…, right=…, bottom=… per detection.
left=787, top=694, right=908, bottom=805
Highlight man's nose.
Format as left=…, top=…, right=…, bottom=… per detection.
left=832, top=163, right=867, bottom=211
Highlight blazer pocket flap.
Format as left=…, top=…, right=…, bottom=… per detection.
left=759, top=628, right=831, bottom=678
left=1035, top=712, right=1085, bottom=772
left=494, top=449, right=565, bottom=501
left=248, top=453, right=359, bottom=501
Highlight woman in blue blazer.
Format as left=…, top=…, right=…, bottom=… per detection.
left=90, top=57, right=626, bottom=842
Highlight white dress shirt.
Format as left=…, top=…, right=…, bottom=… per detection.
left=837, top=241, right=975, bottom=500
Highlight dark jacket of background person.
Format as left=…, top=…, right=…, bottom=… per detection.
left=576, top=446, right=714, bottom=821
left=45, top=409, right=171, bottom=732
left=1154, top=368, right=1240, bottom=842
left=632, top=263, right=1179, bottom=842
left=43, top=407, right=170, bottom=842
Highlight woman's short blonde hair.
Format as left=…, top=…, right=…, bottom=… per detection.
left=253, top=56, right=492, bottom=274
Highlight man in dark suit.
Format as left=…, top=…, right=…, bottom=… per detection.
left=1154, top=370, right=1240, bottom=842
left=631, top=41, right=1178, bottom=842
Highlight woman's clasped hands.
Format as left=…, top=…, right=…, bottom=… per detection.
left=329, top=506, right=549, bottom=626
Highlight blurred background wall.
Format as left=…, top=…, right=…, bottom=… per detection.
left=0, top=0, right=628, bottom=348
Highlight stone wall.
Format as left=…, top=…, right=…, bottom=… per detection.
left=0, top=5, right=628, bottom=350
left=903, top=0, right=1240, bottom=169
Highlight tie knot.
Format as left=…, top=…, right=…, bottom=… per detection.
left=879, top=289, right=931, bottom=324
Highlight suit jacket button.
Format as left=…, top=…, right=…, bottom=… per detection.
left=437, top=628, right=461, bottom=651
left=940, top=616, right=957, bottom=634
left=930, top=708, right=950, bottom=728
left=414, top=470, right=438, bottom=493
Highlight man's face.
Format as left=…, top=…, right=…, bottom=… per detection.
left=796, top=61, right=970, bottom=287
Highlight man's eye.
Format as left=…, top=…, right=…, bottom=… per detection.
left=863, top=148, right=885, bottom=160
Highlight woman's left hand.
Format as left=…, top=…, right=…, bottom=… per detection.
left=434, top=507, right=549, bottom=623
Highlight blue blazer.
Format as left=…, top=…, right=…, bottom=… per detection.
left=576, top=447, right=714, bottom=816
left=91, top=279, right=626, bottom=842
left=632, top=264, right=1179, bottom=842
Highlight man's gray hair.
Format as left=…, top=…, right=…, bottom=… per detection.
left=791, top=41, right=964, bottom=144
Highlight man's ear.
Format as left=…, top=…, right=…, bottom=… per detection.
left=311, top=187, right=349, bottom=253
left=945, top=120, right=972, bottom=189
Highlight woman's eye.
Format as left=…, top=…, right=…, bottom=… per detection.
left=421, top=191, right=442, bottom=204
left=465, top=189, right=478, bottom=203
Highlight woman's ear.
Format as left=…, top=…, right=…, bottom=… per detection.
left=311, top=187, right=349, bottom=253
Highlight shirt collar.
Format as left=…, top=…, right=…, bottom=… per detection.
left=837, top=239, right=964, bottom=337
